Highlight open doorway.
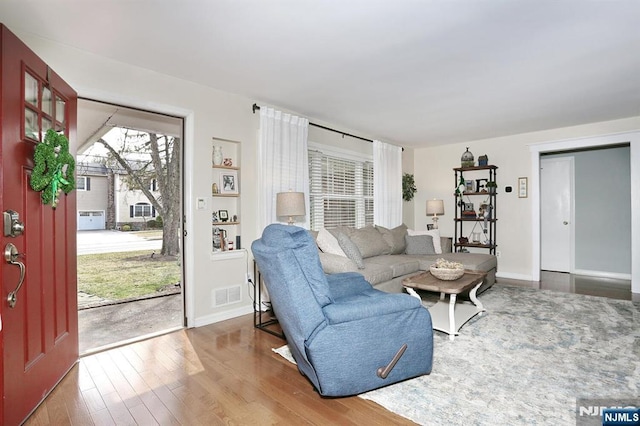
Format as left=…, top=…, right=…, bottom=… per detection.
left=540, top=144, right=631, bottom=278
left=76, top=98, right=185, bottom=353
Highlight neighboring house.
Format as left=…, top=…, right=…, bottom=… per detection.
left=76, top=162, right=158, bottom=230
left=75, top=163, right=109, bottom=230
left=113, top=173, right=158, bottom=229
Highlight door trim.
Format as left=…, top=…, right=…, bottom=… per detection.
left=529, top=131, right=640, bottom=295
left=79, top=90, right=195, bottom=327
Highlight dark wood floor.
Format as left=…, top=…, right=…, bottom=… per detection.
left=25, top=275, right=635, bottom=425
left=499, top=271, right=635, bottom=301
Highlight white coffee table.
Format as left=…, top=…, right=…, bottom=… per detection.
left=403, top=270, right=487, bottom=341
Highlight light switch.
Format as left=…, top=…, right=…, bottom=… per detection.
left=196, top=197, right=207, bottom=210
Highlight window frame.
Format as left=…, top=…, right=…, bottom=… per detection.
left=308, top=142, right=374, bottom=231
left=76, top=176, right=90, bottom=191
left=131, top=202, right=155, bottom=218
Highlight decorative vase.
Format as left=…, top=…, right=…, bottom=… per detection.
left=212, top=146, right=223, bottom=166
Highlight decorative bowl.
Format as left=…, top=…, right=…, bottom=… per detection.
left=430, top=265, right=464, bottom=281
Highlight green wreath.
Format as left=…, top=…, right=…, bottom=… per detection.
left=30, top=129, right=75, bottom=208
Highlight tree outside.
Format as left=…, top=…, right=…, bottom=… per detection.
left=83, top=128, right=181, bottom=256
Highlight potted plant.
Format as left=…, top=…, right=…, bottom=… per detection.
left=402, top=173, right=417, bottom=201
left=486, top=181, right=498, bottom=194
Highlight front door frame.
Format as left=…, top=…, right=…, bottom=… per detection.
left=79, top=90, right=195, bottom=327
left=529, top=131, right=640, bottom=294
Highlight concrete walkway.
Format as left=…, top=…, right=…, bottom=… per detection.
left=79, top=293, right=183, bottom=354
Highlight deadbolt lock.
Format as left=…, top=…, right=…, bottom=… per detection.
left=3, top=210, right=24, bottom=237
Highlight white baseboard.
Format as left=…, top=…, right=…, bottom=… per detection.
left=194, top=304, right=253, bottom=328
left=573, top=269, right=632, bottom=280
left=496, top=271, right=534, bottom=282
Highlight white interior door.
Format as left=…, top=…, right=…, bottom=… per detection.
left=541, top=157, right=573, bottom=272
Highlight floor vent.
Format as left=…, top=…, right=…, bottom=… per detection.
left=213, top=286, right=242, bottom=307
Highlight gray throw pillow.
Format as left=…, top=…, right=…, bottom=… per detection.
left=405, top=234, right=436, bottom=255
left=376, top=224, right=408, bottom=254
left=336, top=232, right=365, bottom=269
left=347, top=225, right=390, bottom=258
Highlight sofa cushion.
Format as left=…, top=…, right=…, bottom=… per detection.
left=343, top=225, right=390, bottom=258
left=336, top=232, right=365, bottom=269
left=365, top=255, right=420, bottom=278
left=318, top=252, right=358, bottom=274
left=407, top=228, right=442, bottom=254
left=376, top=224, right=408, bottom=254
left=439, top=253, right=497, bottom=272
left=358, top=263, right=394, bottom=286
left=404, top=234, right=436, bottom=255
left=317, top=227, right=347, bottom=257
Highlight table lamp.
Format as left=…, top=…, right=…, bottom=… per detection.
left=276, top=191, right=306, bottom=225
left=426, top=199, right=444, bottom=229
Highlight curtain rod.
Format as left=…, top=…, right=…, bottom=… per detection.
left=252, top=103, right=373, bottom=144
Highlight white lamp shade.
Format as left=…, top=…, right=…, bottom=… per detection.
left=276, top=192, right=306, bottom=221
left=426, top=199, right=445, bottom=215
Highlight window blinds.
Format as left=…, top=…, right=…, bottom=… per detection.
left=309, top=149, right=373, bottom=231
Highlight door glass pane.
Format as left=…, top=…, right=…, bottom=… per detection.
left=42, top=86, right=52, bottom=116
left=25, top=72, right=38, bottom=106
left=42, top=117, right=52, bottom=140
left=25, top=107, right=39, bottom=140
left=55, top=96, right=65, bottom=124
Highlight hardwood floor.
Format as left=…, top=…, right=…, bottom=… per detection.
left=25, top=275, right=636, bottom=425
left=25, top=315, right=414, bottom=425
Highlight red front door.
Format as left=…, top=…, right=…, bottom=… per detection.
left=0, top=25, right=78, bottom=425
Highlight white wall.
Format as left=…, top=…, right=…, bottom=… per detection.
left=414, top=117, right=640, bottom=286
left=13, top=29, right=388, bottom=326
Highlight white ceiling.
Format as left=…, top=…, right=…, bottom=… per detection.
left=1, top=0, right=639, bottom=148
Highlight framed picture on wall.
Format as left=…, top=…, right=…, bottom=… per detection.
left=220, top=171, right=238, bottom=194
left=518, top=177, right=528, bottom=198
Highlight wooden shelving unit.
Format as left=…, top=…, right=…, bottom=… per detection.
left=453, top=165, right=498, bottom=254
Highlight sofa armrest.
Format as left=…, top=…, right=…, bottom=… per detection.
left=318, top=252, right=359, bottom=274
left=440, top=237, right=453, bottom=253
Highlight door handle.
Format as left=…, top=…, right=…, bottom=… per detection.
left=563, top=221, right=569, bottom=225
left=5, top=243, right=26, bottom=308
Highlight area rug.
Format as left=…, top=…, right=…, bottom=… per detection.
left=273, top=285, right=640, bottom=425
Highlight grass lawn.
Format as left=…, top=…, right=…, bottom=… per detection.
left=78, top=250, right=180, bottom=300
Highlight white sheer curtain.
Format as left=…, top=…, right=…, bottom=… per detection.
left=258, top=107, right=310, bottom=230
left=373, top=140, right=403, bottom=228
